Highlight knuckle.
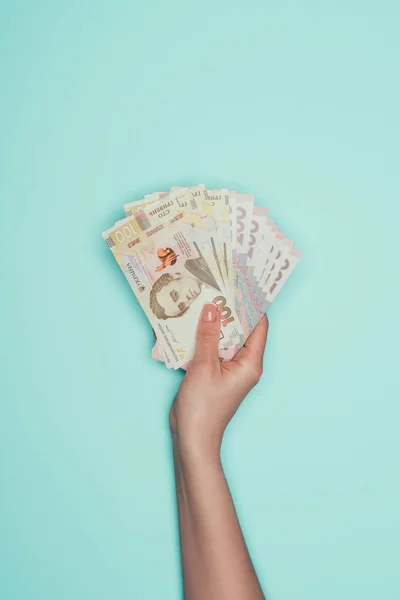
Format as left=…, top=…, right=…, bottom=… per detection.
left=191, top=357, right=221, bottom=381
left=199, top=327, right=219, bottom=343
left=250, top=364, right=263, bottom=385
left=193, top=360, right=208, bottom=375
left=191, top=357, right=211, bottom=375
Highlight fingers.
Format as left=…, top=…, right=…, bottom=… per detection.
left=193, top=303, right=221, bottom=368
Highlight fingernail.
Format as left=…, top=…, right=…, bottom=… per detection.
left=202, top=303, right=218, bottom=322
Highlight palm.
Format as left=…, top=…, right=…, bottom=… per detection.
left=170, top=316, right=269, bottom=435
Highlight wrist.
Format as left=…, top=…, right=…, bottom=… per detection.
left=172, top=429, right=222, bottom=468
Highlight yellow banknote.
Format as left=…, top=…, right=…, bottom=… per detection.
left=103, top=197, right=243, bottom=368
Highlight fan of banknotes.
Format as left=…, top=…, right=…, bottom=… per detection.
left=102, top=184, right=302, bottom=370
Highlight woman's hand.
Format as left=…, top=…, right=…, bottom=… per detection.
left=171, top=304, right=269, bottom=599
left=170, top=303, right=269, bottom=459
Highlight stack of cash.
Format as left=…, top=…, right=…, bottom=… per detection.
left=102, top=184, right=302, bottom=369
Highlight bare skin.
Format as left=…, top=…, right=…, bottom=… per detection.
left=171, top=303, right=269, bottom=600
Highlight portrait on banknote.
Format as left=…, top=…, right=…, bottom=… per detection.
left=149, top=256, right=220, bottom=320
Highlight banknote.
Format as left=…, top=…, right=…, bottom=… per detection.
left=171, top=186, right=233, bottom=292
left=123, top=186, right=239, bottom=323
left=124, top=198, right=154, bottom=216
left=252, top=222, right=280, bottom=303
left=247, top=206, right=269, bottom=266
left=171, top=190, right=242, bottom=347
left=248, top=228, right=290, bottom=308
left=262, top=233, right=294, bottom=291
left=102, top=183, right=302, bottom=369
left=134, top=184, right=229, bottom=296
left=124, top=186, right=241, bottom=367
left=236, top=193, right=255, bottom=266
left=124, top=187, right=198, bottom=217
left=265, top=247, right=303, bottom=301
left=103, top=200, right=243, bottom=368
left=153, top=242, right=301, bottom=366
left=204, top=188, right=233, bottom=289
left=235, top=264, right=264, bottom=338
left=228, top=190, right=238, bottom=265
left=245, top=206, right=269, bottom=297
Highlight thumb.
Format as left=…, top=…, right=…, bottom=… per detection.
left=193, top=303, right=221, bottom=367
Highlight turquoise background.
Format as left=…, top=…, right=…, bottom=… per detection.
left=1, top=1, right=399, bottom=598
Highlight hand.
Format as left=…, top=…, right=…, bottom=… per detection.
left=170, top=304, right=269, bottom=458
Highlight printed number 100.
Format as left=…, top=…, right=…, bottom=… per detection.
left=213, top=296, right=235, bottom=326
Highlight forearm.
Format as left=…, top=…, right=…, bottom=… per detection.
left=173, top=439, right=265, bottom=600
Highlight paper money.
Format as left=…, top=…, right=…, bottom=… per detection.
left=102, top=184, right=302, bottom=369
left=103, top=197, right=242, bottom=368
left=122, top=186, right=237, bottom=316
left=236, top=193, right=255, bottom=265
left=171, top=186, right=233, bottom=291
